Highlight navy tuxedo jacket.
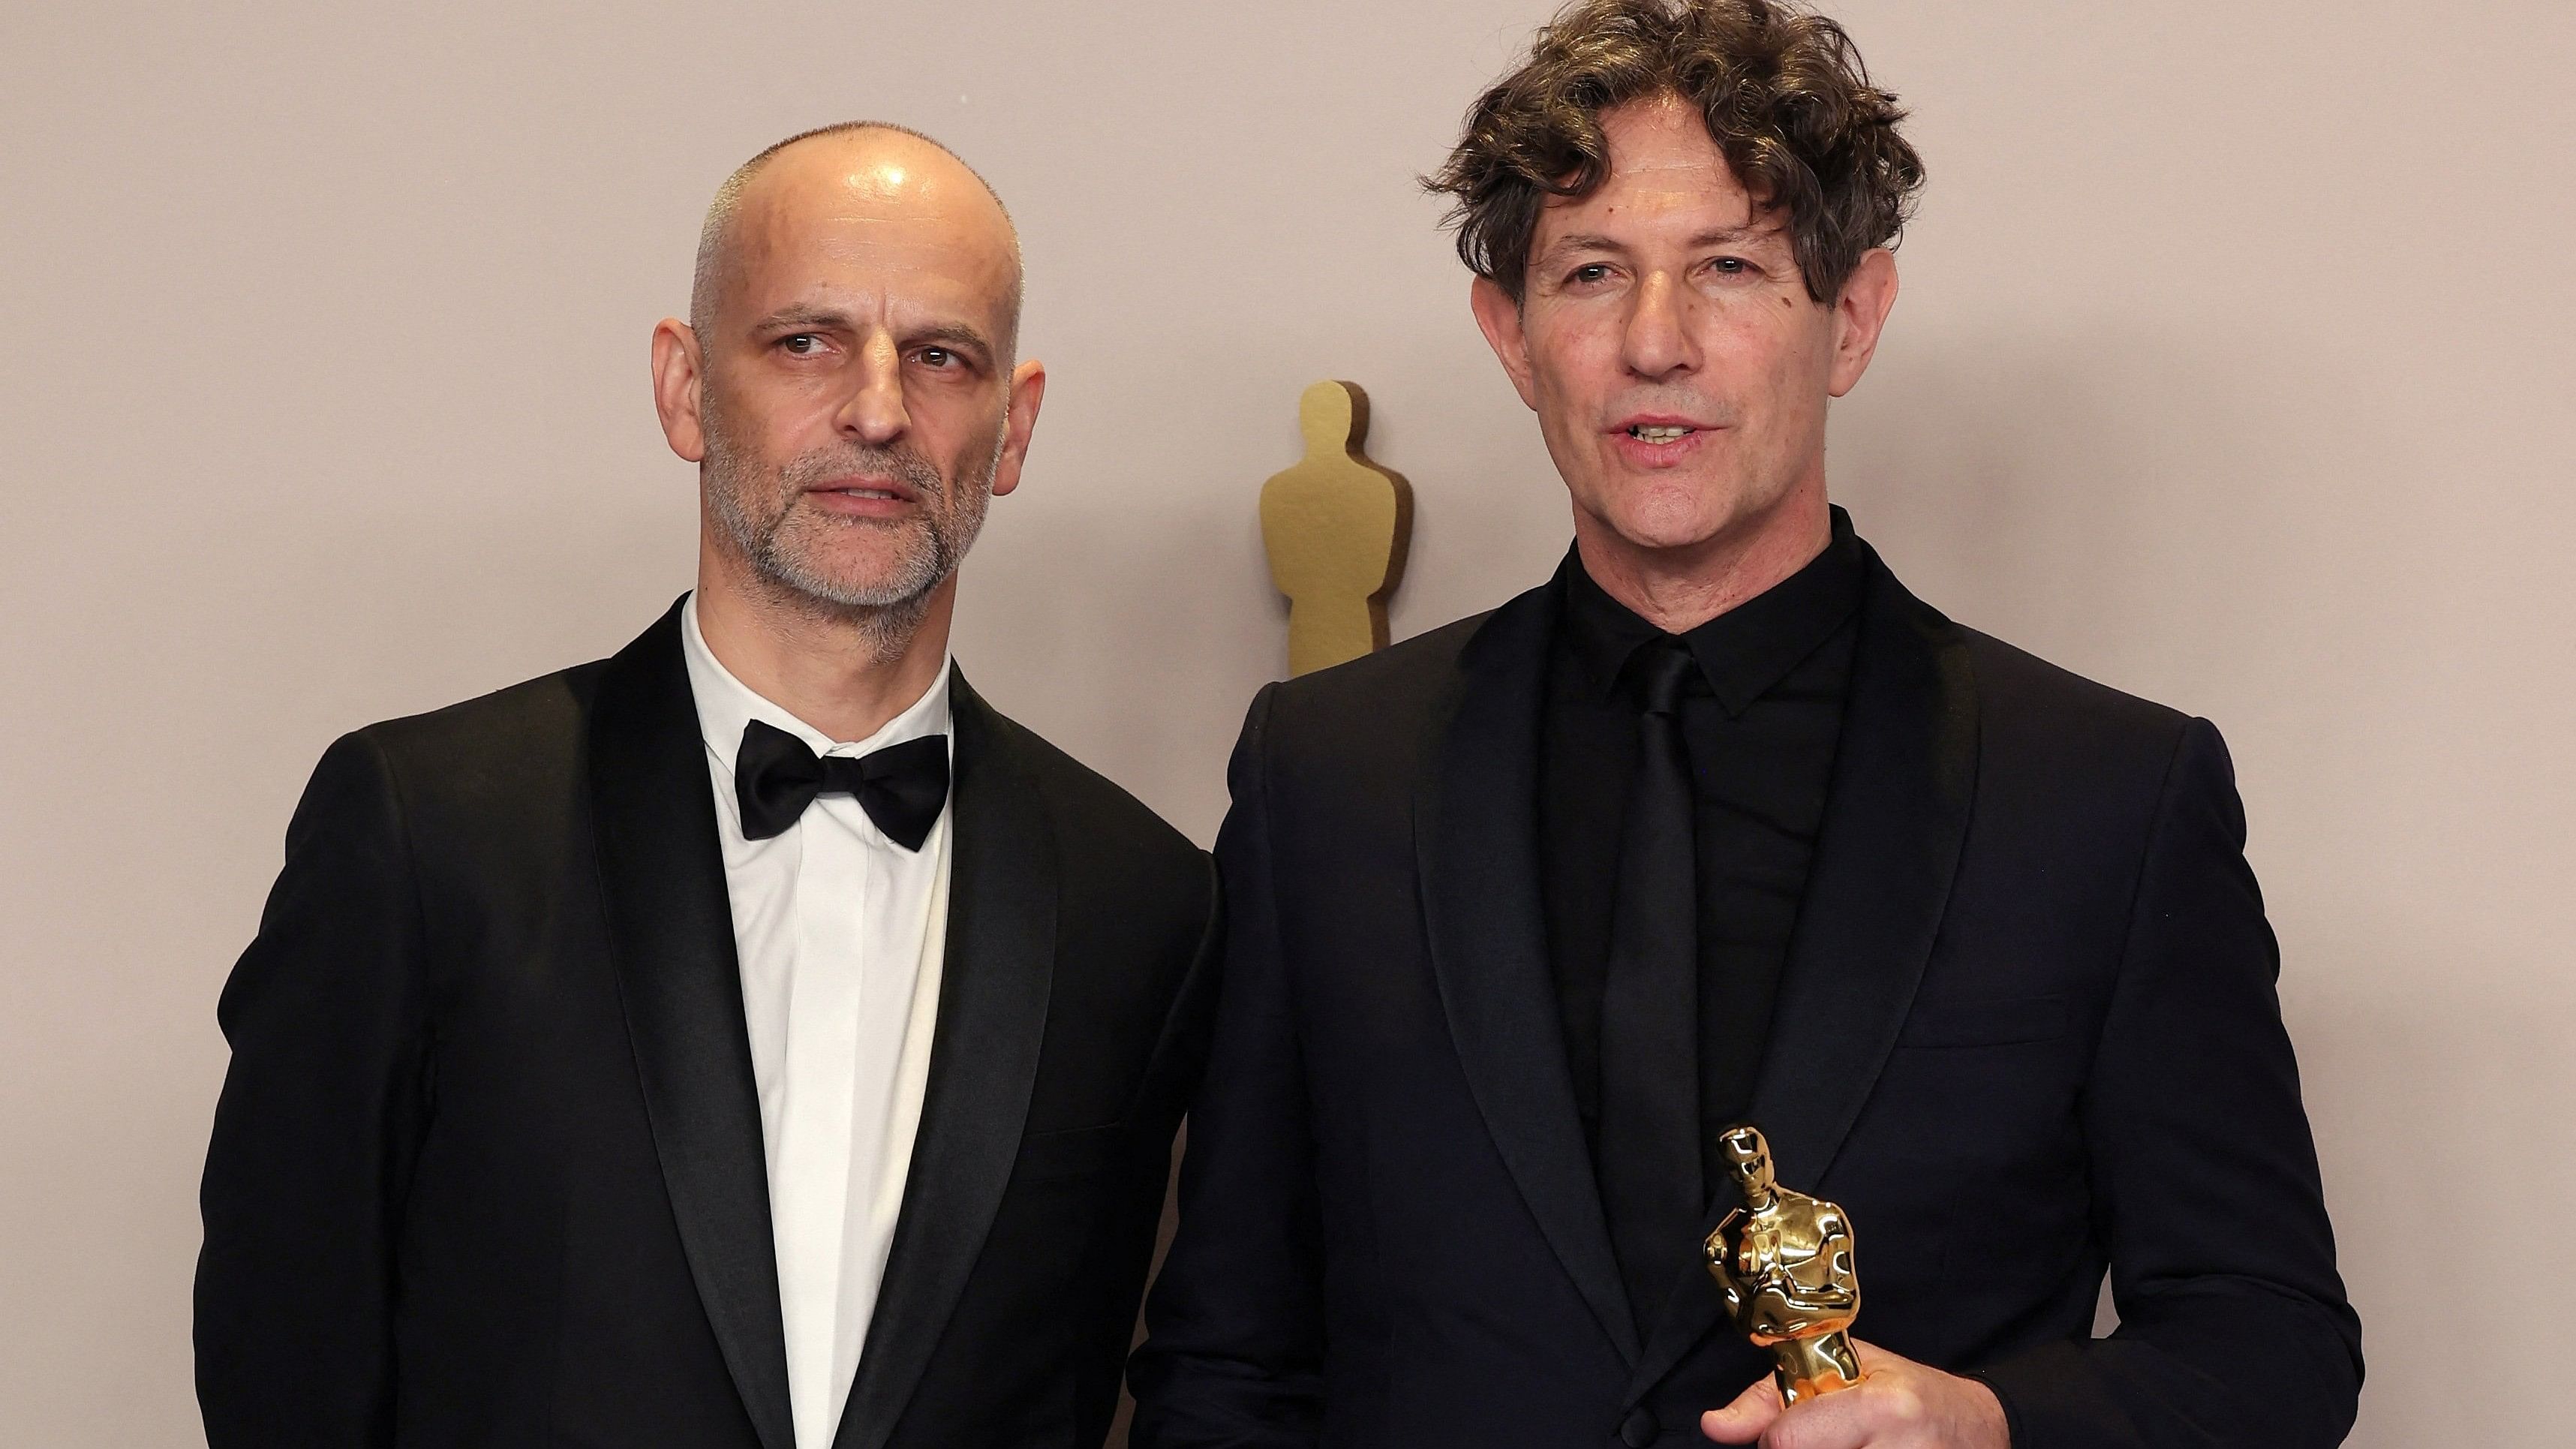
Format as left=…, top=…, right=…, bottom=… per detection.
left=196, top=603, right=1219, bottom=1449
left=1131, top=541, right=2359, bottom=1448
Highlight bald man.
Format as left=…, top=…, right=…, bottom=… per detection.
left=196, top=124, right=1219, bottom=1449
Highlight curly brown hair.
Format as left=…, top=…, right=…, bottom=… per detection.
left=1426, top=0, right=1923, bottom=304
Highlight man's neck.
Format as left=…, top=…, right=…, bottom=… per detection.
left=693, top=552, right=957, bottom=744
left=1572, top=490, right=1832, bottom=636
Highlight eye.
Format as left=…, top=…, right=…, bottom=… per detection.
left=779, top=332, right=822, bottom=355
left=1568, top=263, right=1614, bottom=287
left=917, top=347, right=955, bottom=368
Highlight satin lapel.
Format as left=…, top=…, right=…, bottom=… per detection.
left=1417, top=585, right=1642, bottom=1366
left=1627, top=549, right=1980, bottom=1399
left=834, top=670, right=1057, bottom=1449
left=588, top=600, right=794, bottom=1449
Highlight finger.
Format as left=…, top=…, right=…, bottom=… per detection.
left=1698, top=1376, right=1781, bottom=1444
left=1751, top=1388, right=1877, bottom=1449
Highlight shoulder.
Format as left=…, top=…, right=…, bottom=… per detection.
left=359, top=660, right=606, bottom=758
left=1960, top=628, right=2186, bottom=735
left=266, top=658, right=610, bottom=894
left=353, top=659, right=607, bottom=777
left=966, top=692, right=1210, bottom=898
left=1270, top=612, right=1486, bottom=719
left=1240, top=610, right=1492, bottom=769
left=970, top=699, right=1220, bottom=980
left=1949, top=625, right=2219, bottom=828
left=326, top=658, right=611, bottom=834
left=1844, top=529, right=2194, bottom=779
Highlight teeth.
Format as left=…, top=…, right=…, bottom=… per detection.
left=1631, top=425, right=1692, bottom=442
left=845, top=489, right=898, bottom=500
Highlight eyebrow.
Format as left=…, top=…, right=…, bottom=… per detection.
left=752, top=305, right=855, bottom=332
left=1540, top=223, right=1781, bottom=260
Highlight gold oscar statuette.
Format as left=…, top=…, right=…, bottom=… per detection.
left=1704, top=1124, right=1864, bottom=1406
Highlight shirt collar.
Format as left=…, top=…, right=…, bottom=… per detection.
left=1558, top=507, right=1865, bottom=717
left=681, top=592, right=954, bottom=782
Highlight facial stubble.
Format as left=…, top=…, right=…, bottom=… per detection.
left=701, top=391, right=1006, bottom=661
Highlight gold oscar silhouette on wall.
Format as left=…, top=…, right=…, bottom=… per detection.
left=1260, top=380, right=1413, bottom=677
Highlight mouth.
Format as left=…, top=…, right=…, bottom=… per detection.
left=1609, top=415, right=1718, bottom=464
left=801, top=475, right=925, bottom=515
left=1616, top=415, right=1714, bottom=443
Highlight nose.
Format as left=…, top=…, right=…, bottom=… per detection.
left=833, top=332, right=909, bottom=446
left=1620, top=269, right=1700, bottom=381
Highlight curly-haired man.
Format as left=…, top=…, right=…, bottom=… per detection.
left=1132, top=2, right=2360, bottom=1447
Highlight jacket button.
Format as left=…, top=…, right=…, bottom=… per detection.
left=1619, top=1408, right=1660, bottom=1447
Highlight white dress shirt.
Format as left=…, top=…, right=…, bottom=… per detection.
left=681, top=595, right=952, bottom=1449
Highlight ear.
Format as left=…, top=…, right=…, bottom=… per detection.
left=1469, top=274, right=1540, bottom=411
left=650, top=318, right=708, bottom=462
left=1826, top=248, right=1899, bottom=398
left=988, top=358, right=1048, bottom=498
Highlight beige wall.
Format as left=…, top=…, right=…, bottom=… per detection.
left=5, top=2, right=2569, bottom=1442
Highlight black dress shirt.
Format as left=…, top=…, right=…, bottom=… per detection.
left=1539, top=517, right=1864, bottom=1195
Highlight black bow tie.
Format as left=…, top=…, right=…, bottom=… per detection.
left=733, top=718, right=950, bottom=850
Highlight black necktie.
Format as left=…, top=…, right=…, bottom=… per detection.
left=1597, top=638, right=1703, bottom=1336
left=733, top=718, right=950, bottom=850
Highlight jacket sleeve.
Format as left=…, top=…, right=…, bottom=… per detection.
left=1127, top=685, right=1327, bottom=1447
left=194, top=730, right=434, bottom=1448
left=1971, top=718, right=2363, bottom=1447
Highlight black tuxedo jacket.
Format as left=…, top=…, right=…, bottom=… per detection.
left=1131, top=543, right=2360, bottom=1448
left=197, top=603, right=1219, bottom=1449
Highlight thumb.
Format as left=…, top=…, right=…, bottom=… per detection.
left=1700, top=1375, right=1782, bottom=1444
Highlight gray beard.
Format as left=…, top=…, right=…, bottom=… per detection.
left=702, top=412, right=1003, bottom=662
